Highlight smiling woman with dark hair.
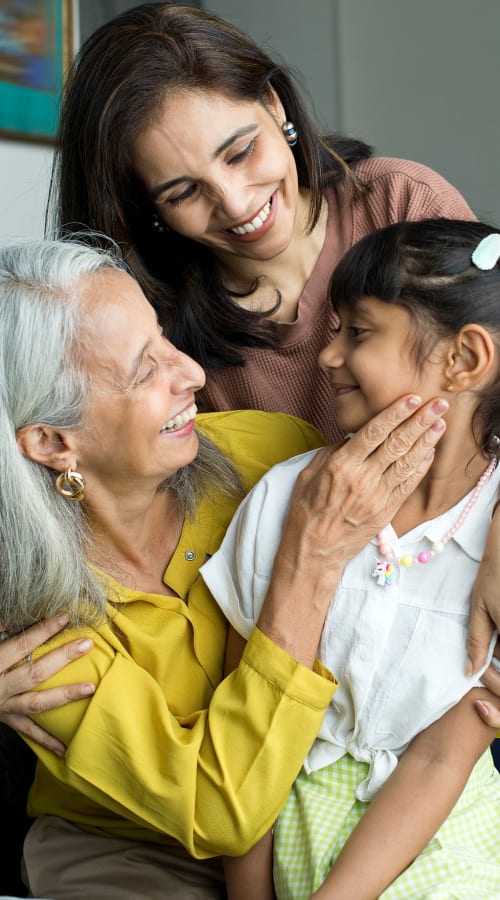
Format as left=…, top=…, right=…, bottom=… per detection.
left=44, top=2, right=476, bottom=444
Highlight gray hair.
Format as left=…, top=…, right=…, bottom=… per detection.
left=0, top=238, right=241, bottom=634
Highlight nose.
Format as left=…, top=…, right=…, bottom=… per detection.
left=172, top=349, right=206, bottom=393
left=211, top=174, right=253, bottom=223
left=318, top=331, right=345, bottom=372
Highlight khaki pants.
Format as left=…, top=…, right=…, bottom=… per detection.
left=23, top=816, right=227, bottom=900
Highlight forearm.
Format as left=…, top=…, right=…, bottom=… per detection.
left=314, top=749, right=469, bottom=900
left=30, top=629, right=335, bottom=858
left=257, top=397, right=447, bottom=668
left=313, top=689, right=497, bottom=900
left=224, top=830, right=275, bottom=900
left=256, top=547, right=344, bottom=668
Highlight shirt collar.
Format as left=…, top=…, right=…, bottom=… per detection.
left=421, top=463, right=500, bottom=561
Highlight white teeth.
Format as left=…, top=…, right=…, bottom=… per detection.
left=230, top=200, right=271, bottom=235
left=160, top=403, right=197, bottom=434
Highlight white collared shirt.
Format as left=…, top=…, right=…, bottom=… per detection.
left=201, top=450, right=500, bottom=801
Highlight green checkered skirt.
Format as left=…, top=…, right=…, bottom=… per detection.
left=274, top=750, right=500, bottom=898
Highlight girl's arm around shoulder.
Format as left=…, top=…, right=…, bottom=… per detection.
left=468, top=502, right=500, bottom=729
left=313, top=687, right=498, bottom=900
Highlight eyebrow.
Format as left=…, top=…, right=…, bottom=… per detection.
left=150, top=124, right=257, bottom=200
left=352, top=299, right=377, bottom=319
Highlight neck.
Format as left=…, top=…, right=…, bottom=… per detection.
left=392, top=415, right=490, bottom=536
left=84, top=485, right=183, bottom=594
left=216, top=190, right=328, bottom=323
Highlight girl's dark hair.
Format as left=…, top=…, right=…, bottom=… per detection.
left=330, top=217, right=500, bottom=449
left=47, top=1, right=372, bottom=368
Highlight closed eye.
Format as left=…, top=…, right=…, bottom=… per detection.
left=228, top=138, right=257, bottom=165
left=136, top=358, right=157, bottom=384
left=166, top=183, right=198, bottom=208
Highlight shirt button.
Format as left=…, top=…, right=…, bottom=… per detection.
left=185, top=550, right=196, bottom=561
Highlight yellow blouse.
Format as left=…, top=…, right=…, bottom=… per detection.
left=26, top=411, right=336, bottom=858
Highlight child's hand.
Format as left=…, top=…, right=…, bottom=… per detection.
left=468, top=505, right=500, bottom=676
left=475, top=638, right=500, bottom=727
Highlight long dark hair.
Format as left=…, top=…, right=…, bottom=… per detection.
left=330, top=218, right=500, bottom=449
left=47, top=1, right=372, bottom=368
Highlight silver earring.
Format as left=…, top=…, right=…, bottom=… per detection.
left=282, top=121, right=297, bottom=147
left=152, top=214, right=166, bottom=234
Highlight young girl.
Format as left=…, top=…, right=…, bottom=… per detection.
left=201, top=218, right=500, bottom=899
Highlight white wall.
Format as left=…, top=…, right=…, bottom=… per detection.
left=0, top=141, right=53, bottom=241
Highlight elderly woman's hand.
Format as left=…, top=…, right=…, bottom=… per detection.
left=258, top=395, right=448, bottom=667
left=0, top=616, right=95, bottom=756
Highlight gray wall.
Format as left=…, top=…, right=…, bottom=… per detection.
left=207, top=0, right=500, bottom=225
left=206, top=0, right=338, bottom=131
left=335, top=0, right=500, bottom=225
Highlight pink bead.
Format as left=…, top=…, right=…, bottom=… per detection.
left=379, top=543, right=392, bottom=557
left=417, top=551, right=431, bottom=564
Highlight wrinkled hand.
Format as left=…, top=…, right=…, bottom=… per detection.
left=0, top=616, right=94, bottom=756
left=280, top=394, right=448, bottom=575
left=258, top=395, right=448, bottom=668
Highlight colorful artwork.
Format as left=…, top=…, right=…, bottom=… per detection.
left=0, top=1, right=71, bottom=143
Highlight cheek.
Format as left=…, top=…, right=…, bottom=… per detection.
left=161, top=203, right=211, bottom=239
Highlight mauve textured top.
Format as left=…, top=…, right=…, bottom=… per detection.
left=197, top=157, right=475, bottom=442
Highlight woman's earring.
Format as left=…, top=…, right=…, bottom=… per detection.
left=55, top=468, right=85, bottom=502
left=282, top=121, right=298, bottom=147
left=152, top=214, right=167, bottom=234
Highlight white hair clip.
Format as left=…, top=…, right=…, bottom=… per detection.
left=471, top=233, right=500, bottom=270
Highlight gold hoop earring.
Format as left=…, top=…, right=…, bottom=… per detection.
left=55, top=468, right=85, bottom=502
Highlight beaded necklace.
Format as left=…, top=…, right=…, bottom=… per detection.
left=371, top=455, right=497, bottom=587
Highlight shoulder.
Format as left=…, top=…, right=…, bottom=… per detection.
left=350, top=156, right=475, bottom=226
left=196, top=410, right=326, bottom=490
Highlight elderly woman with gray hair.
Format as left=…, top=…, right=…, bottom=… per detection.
left=0, top=235, right=457, bottom=898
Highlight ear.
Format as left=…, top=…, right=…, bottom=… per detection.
left=444, top=324, right=497, bottom=391
left=263, top=85, right=286, bottom=124
left=16, top=424, right=78, bottom=473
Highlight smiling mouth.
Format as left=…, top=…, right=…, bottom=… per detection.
left=228, top=197, right=272, bottom=235
left=332, top=384, right=359, bottom=397
left=160, top=403, right=197, bottom=433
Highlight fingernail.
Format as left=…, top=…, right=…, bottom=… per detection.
left=406, top=395, right=422, bottom=409
left=77, top=639, right=93, bottom=653
left=431, top=399, right=449, bottom=415
left=431, top=419, right=446, bottom=433
left=474, top=700, right=489, bottom=715
left=465, top=656, right=473, bottom=677
left=417, top=448, right=435, bottom=472
left=56, top=614, right=70, bottom=627
left=81, top=683, right=96, bottom=695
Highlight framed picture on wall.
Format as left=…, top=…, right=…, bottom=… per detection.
left=0, top=0, right=74, bottom=145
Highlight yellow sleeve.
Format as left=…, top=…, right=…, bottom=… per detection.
left=28, top=628, right=336, bottom=858
left=196, top=409, right=326, bottom=491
